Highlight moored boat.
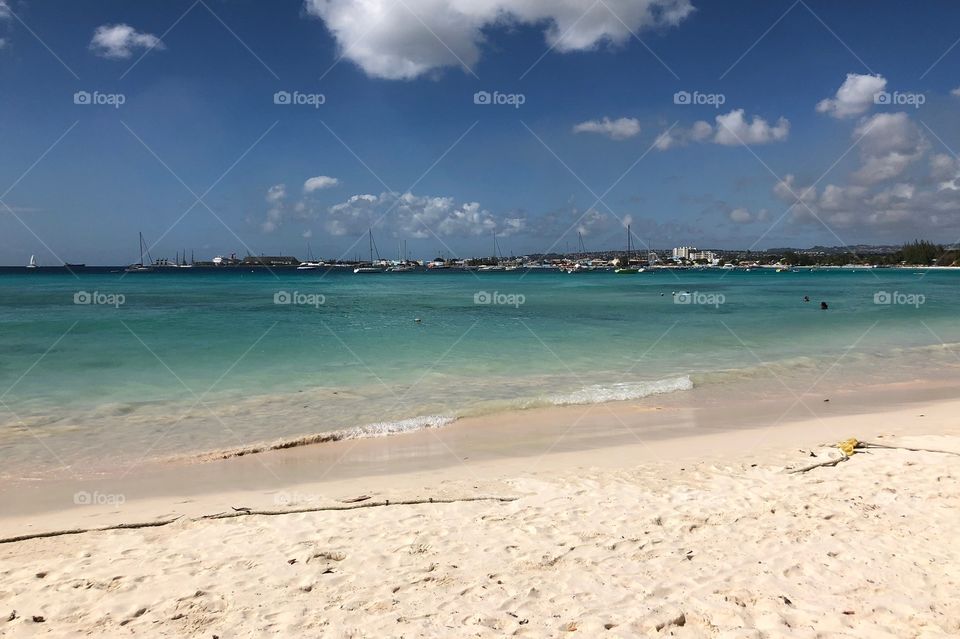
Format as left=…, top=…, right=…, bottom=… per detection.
left=125, top=232, right=154, bottom=272
left=614, top=225, right=640, bottom=274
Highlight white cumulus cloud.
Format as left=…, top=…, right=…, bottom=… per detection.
left=767, top=118, right=960, bottom=236
left=326, top=191, right=514, bottom=239
left=930, top=153, right=960, bottom=190
left=303, top=175, right=340, bottom=193
left=573, top=117, right=641, bottom=140
left=713, top=109, right=790, bottom=146
left=89, top=24, right=164, bottom=59
left=261, top=184, right=288, bottom=233
left=656, top=110, right=788, bottom=149
left=726, top=208, right=768, bottom=224
left=304, top=0, right=694, bottom=80
left=851, top=112, right=928, bottom=185
left=0, top=1, right=9, bottom=50
left=816, top=73, right=886, bottom=119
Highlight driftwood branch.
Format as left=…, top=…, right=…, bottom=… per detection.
left=859, top=442, right=960, bottom=456
left=0, top=496, right=516, bottom=545
left=0, top=517, right=183, bottom=545
left=789, top=456, right=850, bottom=474
left=201, top=496, right=517, bottom=520
left=790, top=438, right=960, bottom=474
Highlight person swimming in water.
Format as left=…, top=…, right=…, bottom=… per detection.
left=820, top=301, right=828, bottom=310
left=803, top=295, right=810, bottom=302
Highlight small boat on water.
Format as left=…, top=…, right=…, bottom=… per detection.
left=353, top=229, right=385, bottom=273
left=385, top=241, right=416, bottom=272
left=125, top=232, right=154, bottom=272
left=614, top=225, right=640, bottom=274
left=477, top=231, right=508, bottom=272
left=297, top=242, right=322, bottom=270
left=26, top=255, right=38, bottom=269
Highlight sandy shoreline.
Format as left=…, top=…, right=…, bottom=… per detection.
left=1, top=382, right=959, bottom=636
left=1, top=375, right=956, bottom=523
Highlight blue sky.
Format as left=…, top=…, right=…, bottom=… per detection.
left=1, top=0, right=960, bottom=264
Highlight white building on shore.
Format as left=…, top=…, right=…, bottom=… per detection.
left=671, top=246, right=719, bottom=265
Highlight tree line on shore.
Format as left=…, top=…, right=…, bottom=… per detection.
left=772, top=241, right=955, bottom=267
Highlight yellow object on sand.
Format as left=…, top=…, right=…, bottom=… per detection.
left=837, top=438, right=859, bottom=457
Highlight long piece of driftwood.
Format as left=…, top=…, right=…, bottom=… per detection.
left=790, top=439, right=960, bottom=474
left=859, top=442, right=960, bottom=456
left=789, top=456, right=850, bottom=474
left=0, top=517, right=184, bottom=545
left=0, top=496, right=517, bottom=545
left=201, top=496, right=517, bottom=520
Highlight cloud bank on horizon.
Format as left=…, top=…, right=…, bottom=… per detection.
left=762, top=73, right=957, bottom=234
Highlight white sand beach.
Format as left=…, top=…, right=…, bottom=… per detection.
left=1, top=389, right=959, bottom=637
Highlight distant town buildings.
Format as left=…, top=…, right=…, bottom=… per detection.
left=670, top=247, right=718, bottom=265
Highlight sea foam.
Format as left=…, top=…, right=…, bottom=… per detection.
left=545, top=375, right=694, bottom=406
left=203, top=414, right=457, bottom=460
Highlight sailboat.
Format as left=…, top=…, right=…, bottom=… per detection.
left=125, top=232, right=154, bottom=272
left=26, top=255, right=38, bottom=269
left=297, top=242, right=321, bottom=270
left=478, top=231, right=506, bottom=271
left=353, top=229, right=385, bottom=273
left=614, top=225, right=640, bottom=274
left=386, top=240, right=415, bottom=272
left=564, top=232, right=594, bottom=273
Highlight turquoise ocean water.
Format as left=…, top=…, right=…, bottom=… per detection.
left=1, top=267, right=958, bottom=475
